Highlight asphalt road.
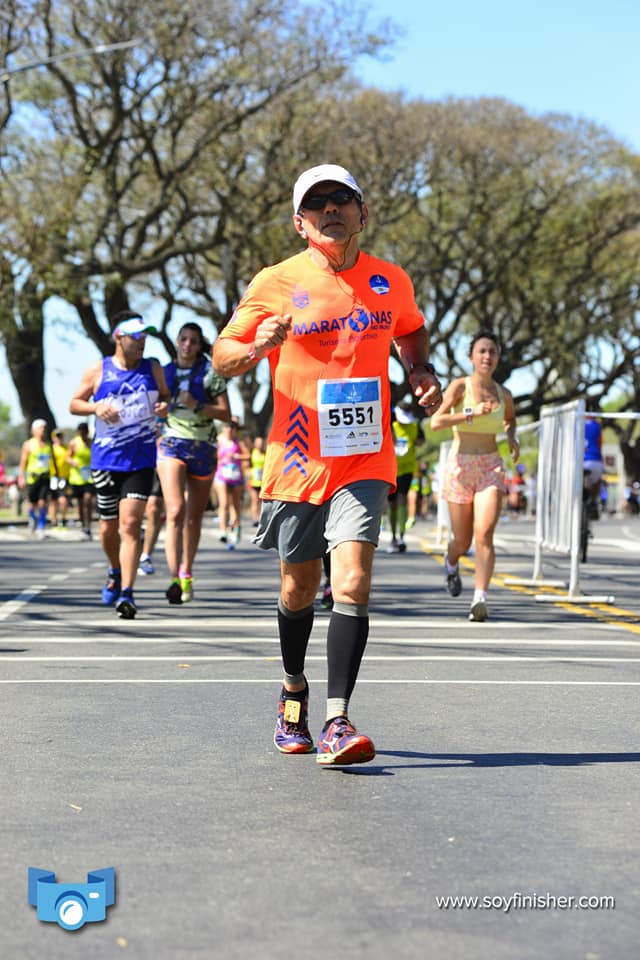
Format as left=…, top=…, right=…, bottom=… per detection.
left=2, top=513, right=639, bottom=959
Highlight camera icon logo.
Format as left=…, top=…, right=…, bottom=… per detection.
left=28, top=867, right=115, bottom=931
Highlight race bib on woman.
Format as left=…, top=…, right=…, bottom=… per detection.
left=221, top=461, right=243, bottom=483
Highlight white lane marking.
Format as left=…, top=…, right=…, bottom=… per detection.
left=3, top=636, right=639, bottom=647
left=0, top=679, right=639, bottom=685
left=3, top=655, right=640, bottom=664
left=494, top=530, right=640, bottom=551
left=0, top=587, right=47, bottom=621
left=1, top=616, right=633, bottom=630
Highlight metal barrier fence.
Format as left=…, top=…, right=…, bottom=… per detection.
left=435, top=440, right=451, bottom=546
left=511, top=398, right=614, bottom=603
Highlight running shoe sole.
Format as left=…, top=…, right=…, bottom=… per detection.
left=316, top=735, right=376, bottom=765
left=115, top=597, right=137, bottom=619
left=274, top=688, right=314, bottom=754
left=166, top=581, right=183, bottom=605
left=101, top=578, right=121, bottom=605
left=273, top=734, right=314, bottom=755
left=446, top=571, right=462, bottom=597
left=181, top=577, right=193, bottom=603
left=469, top=600, right=488, bottom=622
left=316, top=718, right=376, bottom=765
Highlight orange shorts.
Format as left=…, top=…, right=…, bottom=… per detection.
left=442, top=452, right=507, bottom=504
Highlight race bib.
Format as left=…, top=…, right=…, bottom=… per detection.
left=317, top=377, right=382, bottom=457
left=221, top=461, right=243, bottom=483
left=394, top=436, right=409, bottom=457
left=111, top=391, right=155, bottom=426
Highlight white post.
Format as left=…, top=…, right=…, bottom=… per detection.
left=567, top=400, right=585, bottom=598
left=435, top=441, right=451, bottom=547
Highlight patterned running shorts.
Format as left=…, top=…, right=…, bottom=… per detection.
left=442, top=452, right=507, bottom=504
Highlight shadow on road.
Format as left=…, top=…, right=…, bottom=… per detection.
left=326, top=749, right=640, bottom=775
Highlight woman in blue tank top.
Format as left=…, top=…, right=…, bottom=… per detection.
left=430, top=330, right=519, bottom=622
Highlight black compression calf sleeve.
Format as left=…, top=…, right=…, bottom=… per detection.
left=277, top=601, right=314, bottom=678
left=326, top=609, right=369, bottom=702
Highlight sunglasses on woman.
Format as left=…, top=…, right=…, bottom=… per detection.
left=300, top=188, right=358, bottom=211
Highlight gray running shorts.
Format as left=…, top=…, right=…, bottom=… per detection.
left=253, top=479, right=391, bottom=563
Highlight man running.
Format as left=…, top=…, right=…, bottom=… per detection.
left=213, top=163, right=441, bottom=765
left=70, top=311, right=170, bottom=618
left=18, top=419, right=53, bottom=539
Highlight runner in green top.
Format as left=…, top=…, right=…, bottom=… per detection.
left=18, top=419, right=52, bottom=538
left=387, top=396, right=421, bottom=553
left=67, top=422, right=95, bottom=539
left=157, top=322, right=231, bottom=604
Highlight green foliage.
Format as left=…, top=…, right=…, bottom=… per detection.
left=1, top=1, right=639, bottom=441
left=0, top=400, right=11, bottom=431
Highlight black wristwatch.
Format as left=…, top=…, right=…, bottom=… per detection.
left=409, top=362, right=437, bottom=376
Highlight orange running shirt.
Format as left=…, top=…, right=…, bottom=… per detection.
left=219, top=250, right=425, bottom=504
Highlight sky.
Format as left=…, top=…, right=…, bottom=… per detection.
left=1, top=0, right=639, bottom=431
left=357, top=0, right=640, bottom=151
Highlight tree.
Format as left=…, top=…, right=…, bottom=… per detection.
left=2, top=9, right=640, bottom=443
left=0, top=0, right=394, bottom=430
left=359, top=97, right=640, bottom=419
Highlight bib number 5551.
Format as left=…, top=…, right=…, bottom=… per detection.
left=327, top=405, right=375, bottom=427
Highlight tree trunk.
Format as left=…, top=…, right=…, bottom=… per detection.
left=621, top=440, right=640, bottom=484
left=1, top=270, right=55, bottom=433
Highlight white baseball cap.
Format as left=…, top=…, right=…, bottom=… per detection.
left=292, top=164, right=363, bottom=213
left=31, top=418, right=47, bottom=431
left=113, top=316, right=157, bottom=338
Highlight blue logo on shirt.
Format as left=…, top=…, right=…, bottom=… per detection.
left=348, top=309, right=370, bottom=333
left=320, top=380, right=380, bottom=404
left=292, top=286, right=310, bottom=309
left=369, top=274, right=390, bottom=294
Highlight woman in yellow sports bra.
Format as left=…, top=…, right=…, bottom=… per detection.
left=430, top=330, right=519, bottom=622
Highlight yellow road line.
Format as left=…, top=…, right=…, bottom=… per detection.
left=423, top=544, right=640, bottom=634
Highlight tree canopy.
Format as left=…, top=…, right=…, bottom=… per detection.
left=1, top=0, right=639, bottom=473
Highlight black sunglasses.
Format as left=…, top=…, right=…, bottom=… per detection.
left=300, top=187, right=358, bottom=211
